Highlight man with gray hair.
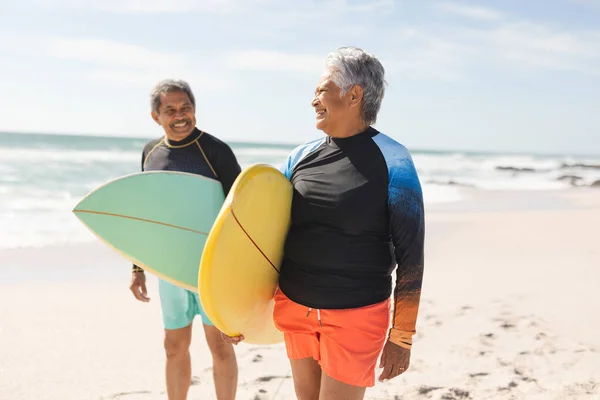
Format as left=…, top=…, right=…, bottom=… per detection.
left=224, top=47, right=425, bottom=399
left=130, top=79, right=241, bottom=400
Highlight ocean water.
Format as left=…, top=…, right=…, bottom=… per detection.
left=1, top=131, right=599, bottom=250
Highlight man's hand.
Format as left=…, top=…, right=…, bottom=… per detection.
left=220, top=331, right=245, bottom=345
left=378, top=340, right=411, bottom=382
left=130, top=271, right=150, bottom=302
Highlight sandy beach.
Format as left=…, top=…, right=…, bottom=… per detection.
left=1, top=188, right=599, bottom=400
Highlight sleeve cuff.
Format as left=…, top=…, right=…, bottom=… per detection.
left=388, top=328, right=414, bottom=349
left=132, top=265, right=144, bottom=273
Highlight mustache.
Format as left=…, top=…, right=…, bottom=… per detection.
left=171, top=119, right=190, bottom=125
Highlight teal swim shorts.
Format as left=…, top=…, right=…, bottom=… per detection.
left=157, top=278, right=213, bottom=330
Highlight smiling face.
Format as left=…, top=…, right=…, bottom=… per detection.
left=151, top=91, right=196, bottom=141
left=312, top=72, right=346, bottom=134
left=311, top=70, right=365, bottom=137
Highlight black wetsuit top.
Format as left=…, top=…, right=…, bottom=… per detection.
left=278, top=127, right=425, bottom=347
left=132, top=128, right=241, bottom=271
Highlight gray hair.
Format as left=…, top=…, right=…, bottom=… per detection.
left=150, top=79, right=196, bottom=113
left=324, top=47, right=387, bottom=125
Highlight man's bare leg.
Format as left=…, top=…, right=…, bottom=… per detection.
left=319, top=372, right=366, bottom=400
left=290, top=357, right=322, bottom=400
left=164, top=323, right=193, bottom=400
left=203, top=324, right=238, bottom=400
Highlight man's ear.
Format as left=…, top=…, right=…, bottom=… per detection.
left=151, top=111, right=160, bottom=124
left=349, top=84, right=363, bottom=107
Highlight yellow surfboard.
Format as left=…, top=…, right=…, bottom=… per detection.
left=199, top=163, right=293, bottom=345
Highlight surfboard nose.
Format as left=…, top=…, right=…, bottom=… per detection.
left=71, top=170, right=226, bottom=292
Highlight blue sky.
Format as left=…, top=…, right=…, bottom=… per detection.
left=0, top=0, right=599, bottom=155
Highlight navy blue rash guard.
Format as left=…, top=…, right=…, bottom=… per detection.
left=132, top=127, right=241, bottom=272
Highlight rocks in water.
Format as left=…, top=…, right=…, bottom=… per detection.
left=556, top=175, right=584, bottom=186
left=560, top=163, right=600, bottom=170
left=496, top=166, right=537, bottom=173
left=554, top=175, right=600, bottom=188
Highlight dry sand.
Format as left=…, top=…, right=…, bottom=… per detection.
left=1, top=188, right=599, bottom=399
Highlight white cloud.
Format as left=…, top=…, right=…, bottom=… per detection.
left=88, top=68, right=234, bottom=90
left=30, top=0, right=393, bottom=14
left=486, top=23, right=600, bottom=58
left=384, top=28, right=475, bottom=81
left=226, top=50, right=325, bottom=73
left=0, top=34, right=186, bottom=69
left=465, top=22, right=600, bottom=74
left=436, top=2, right=505, bottom=21
left=33, top=0, right=246, bottom=14
left=400, top=3, right=600, bottom=77
left=343, top=0, right=394, bottom=13
left=569, top=0, right=600, bottom=6
left=45, top=38, right=187, bottom=69
left=0, top=32, right=233, bottom=90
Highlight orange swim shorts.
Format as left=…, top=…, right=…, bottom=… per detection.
left=273, top=287, right=391, bottom=388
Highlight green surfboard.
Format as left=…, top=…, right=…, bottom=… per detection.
left=72, top=171, right=225, bottom=292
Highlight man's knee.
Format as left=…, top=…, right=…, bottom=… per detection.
left=203, top=325, right=235, bottom=361
left=208, top=336, right=236, bottom=361
left=164, top=327, right=192, bottom=359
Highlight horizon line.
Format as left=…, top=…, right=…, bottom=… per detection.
left=1, top=129, right=599, bottom=159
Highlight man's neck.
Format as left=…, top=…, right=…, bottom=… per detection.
left=328, top=120, right=369, bottom=139
left=165, top=128, right=196, bottom=143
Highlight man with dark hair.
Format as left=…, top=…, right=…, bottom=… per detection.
left=130, top=79, right=241, bottom=400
